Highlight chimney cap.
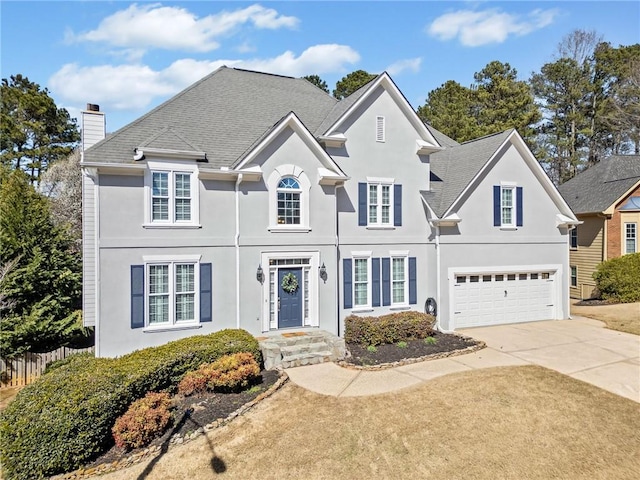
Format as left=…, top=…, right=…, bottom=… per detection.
left=86, top=103, right=100, bottom=112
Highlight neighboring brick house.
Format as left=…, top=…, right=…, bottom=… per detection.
left=559, top=156, right=640, bottom=299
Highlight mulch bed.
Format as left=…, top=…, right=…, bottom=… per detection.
left=344, top=331, right=480, bottom=367
left=85, top=369, right=281, bottom=469
left=574, top=298, right=616, bottom=306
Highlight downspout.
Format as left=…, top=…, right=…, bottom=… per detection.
left=335, top=183, right=343, bottom=336
left=435, top=224, right=442, bottom=332
left=235, top=174, right=244, bottom=329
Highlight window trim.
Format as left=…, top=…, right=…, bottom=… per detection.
left=142, top=255, right=201, bottom=331
left=367, top=181, right=394, bottom=227
left=624, top=222, right=637, bottom=254
left=570, top=227, right=578, bottom=249
left=391, top=255, right=409, bottom=306
left=352, top=254, right=372, bottom=309
left=500, top=185, right=516, bottom=228
left=267, top=165, right=311, bottom=232
left=144, top=161, right=200, bottom=228
left=570, top=265, right=577, bottom=287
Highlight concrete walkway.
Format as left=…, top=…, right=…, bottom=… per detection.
left=285, top=317, right=640, bottom=402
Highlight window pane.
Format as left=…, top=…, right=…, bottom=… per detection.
left=277, top=191, right=300, bottom=224
left=381, top=185, right=390, bottom=205
left=626, top=223, right=637, bottom=253
left=369, top=205, right=378, bottom=223
left=369, top=185, right=378, bottom=205
left=393, top=283, right=404, bottom=303
left=149, top=265, right=168, bottom=294
left=354, top=283, right=368, bottom=306
left=392, top=258, right=404, bottom=281
left=381, top=205, right=390, bottom=224
left=354, top=259, right=368, bottom=282
left=501, top=188, right=513, bottom=225
left=152, top=172, right=168, bottom=196
left=152, top=198, right=169, bottom=220
left=175, top=264, right=194, bottom=293
left=175, top=199, right=191, bottom=221
left=278, top=178, right=300, bottom=189
left=149, top=295, right=169, bottom=324
left=175, top=173, right=190, bottom=198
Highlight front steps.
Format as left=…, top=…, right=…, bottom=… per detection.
left=258, top=330, right=346, bottom=370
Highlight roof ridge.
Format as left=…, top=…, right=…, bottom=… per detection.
left=459, top=128, right=513, bottom=145
left=231, top=67, right=295, bottom=79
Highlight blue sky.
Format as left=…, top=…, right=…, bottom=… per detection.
left=2, top=1, right=639, bottom=133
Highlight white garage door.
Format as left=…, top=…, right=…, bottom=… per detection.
left=453, top=270, right=555, bottom=328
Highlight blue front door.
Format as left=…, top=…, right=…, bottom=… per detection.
left=278, top=268, right=303, bottom=328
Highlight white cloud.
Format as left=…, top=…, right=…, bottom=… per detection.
left=68, top=3, right=299, bottom=53
left=427, top=8, right=559, bottom=47
left=386, top=58, right=422, bottom=76
left=49, top=45, right=359, bottom=111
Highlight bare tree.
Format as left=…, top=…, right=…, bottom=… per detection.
left=556, top=29, right=603, bottom=65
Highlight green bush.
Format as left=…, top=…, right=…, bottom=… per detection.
left=178, top=352, right=261, bottom=396
left=0, top=329, right=260, bottom=480
left=593, top=253, right=640, bottom=303
left=112, top=392, right=172, bottom=450
left=344, top=311, right=436, bottom=346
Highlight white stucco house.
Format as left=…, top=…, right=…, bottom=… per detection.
left=80, top=67, right=579, bottom=357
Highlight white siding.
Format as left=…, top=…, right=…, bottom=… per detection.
left=81, top=112, right=106, bottom=151
left=82, top=173, right=96, bottom=327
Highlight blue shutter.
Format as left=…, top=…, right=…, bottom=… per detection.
left=200, top=263, right=212, bottom=323
left=382, top=258, right=391, bottom=306
left=516, top=186, right=523, bottom=227
left=358, top=183, right=367, bottom=226
left=343, top=259, right=353, bottom=309
left=372, top=258, right=381, bottom=307
left=493, top=185, right=501, bottom=226
left=394, top=184, right=402, bottom=226
left=409, top=257, right=417, bottom=305
left=131, top=265, right=145, bottom=329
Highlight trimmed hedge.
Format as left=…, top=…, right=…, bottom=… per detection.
left=593, top=253, right=640, bottom=303
left=345, top=311, right=436, bottom=346
left=0, top=329, right=260, bottom=480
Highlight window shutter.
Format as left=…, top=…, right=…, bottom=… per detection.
left=382, top=258, right=391, bottom=306
left=343, top=259, right=353, bottom=309
left=200, top=263, right=212, bottom=323
left=372, top=258, right=381, bottom=307
left=516, top=186, right=523, bottom=227
left=131, top=265, right=145, bottom=329
left=376, top=116, right=385, bottom=142
left=358, top=183, right=367, bottom=226
left=493, top=186, right=501, bottom=226
left=394, top=184, right=402, bottom=226
left=409, top=257, right=417, bottom=305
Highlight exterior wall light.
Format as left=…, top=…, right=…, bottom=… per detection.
left=319, top=262, right=327, bottom=283
left=256, top=264, right=265, bottom=284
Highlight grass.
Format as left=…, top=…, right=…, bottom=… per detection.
left=98, top=366, right=640, bottom=480
left=571, top=300, right=640, bottom=335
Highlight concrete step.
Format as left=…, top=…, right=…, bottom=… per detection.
left=258, top=330, right=346, bottom=370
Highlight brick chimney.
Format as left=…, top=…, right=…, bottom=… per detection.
left=81, top=103, right=106, bottom=151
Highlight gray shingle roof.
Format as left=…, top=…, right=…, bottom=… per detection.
left=425, top=124, right=460, bottom=148
left=84, top=67, right=338, bottom=168
left=422, top=130, right=514, bottom=217
left=558, top=155, right=640, bottom=214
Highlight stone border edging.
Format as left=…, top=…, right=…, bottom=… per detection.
left=53, top=372, right=289, bottom=480
left=337, top=334, right=486, bottom=371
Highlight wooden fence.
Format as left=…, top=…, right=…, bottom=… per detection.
left=1, top=346, right=94, bottom=387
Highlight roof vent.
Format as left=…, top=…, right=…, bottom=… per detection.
left=86, top=103, right=100, bottom=112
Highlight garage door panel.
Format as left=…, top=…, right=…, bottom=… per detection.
left=453, top=269, right=555, bottom=329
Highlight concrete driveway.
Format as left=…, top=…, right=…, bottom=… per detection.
left=286, top=317, right=640, bottom=402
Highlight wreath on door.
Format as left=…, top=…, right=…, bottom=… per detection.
left=281, top=272, right=299, bottom=294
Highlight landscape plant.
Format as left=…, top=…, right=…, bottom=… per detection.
left=112, top=392, right=173, bottom=450
left=344, top=311, right=435, bottom=346
left=178, top=352, right=260, bottom=396
left=0, top=329, right=261, bottom=480
left=593, top=253, right=640, bottom=302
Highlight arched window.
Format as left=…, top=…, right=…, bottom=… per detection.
left=277, top=177, right=301, bottom=224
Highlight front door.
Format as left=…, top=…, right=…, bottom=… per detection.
left=278, top=268, right=303, bottom=328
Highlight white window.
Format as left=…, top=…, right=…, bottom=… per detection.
left=570, top=266, right=577, bottom=287
left=625, top=223, right=637, bottom=254
left=368, top=182, right=393, bottom=226
left=353, top=257, right=370, bottom=307
left=147, top=261, right=198, bottom=326
left=145, top=162, right=199, bottom=227
left=501, top=186, right=515, bottom=227
left=277, top=177, right=301, bottom=225
left=376, top=116, right=385, bottom=142
left=391, top=256, right=408, bottom=305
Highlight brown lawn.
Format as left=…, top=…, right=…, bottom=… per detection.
left=571, top=300, right=640, bottom=335
left=99, top=366, right=640, bottom=480
left=0, top=386, right=23, bottom=412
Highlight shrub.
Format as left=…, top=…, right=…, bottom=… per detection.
left=593, top=253, right=640, bottom=303
left=0, top=329, right=261, bottom=480
left=112, top=392, right=172, bottom=450
left=178, top=352, right=260, bottom=396
left=344, top=311, right=436, bottom=346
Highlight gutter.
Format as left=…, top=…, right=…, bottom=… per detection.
left=435, top=224, right=442, bottom=332
left=335, top=183, right=344, bottom=336
left=235, top=174, right=244, bottom=329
